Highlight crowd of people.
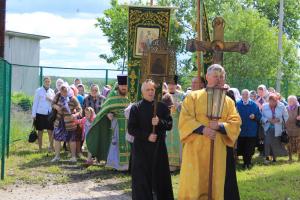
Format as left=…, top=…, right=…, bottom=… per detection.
left=32, top=77, right=110, bottom=163
left=31, top=64, right=300, bottom=200
left=231, top=84, right=300, bottom=168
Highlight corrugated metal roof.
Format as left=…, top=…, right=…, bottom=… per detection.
left=5, top=30, right=50, bottom=40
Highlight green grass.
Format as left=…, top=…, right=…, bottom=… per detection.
left=171, top=155, right=300, bottom=200
left=11, top=92, right=33, bottom=112
left=0, top=138, right=130, bottom=189
left=2, top=114, right=300, bottom=199
left=236, top=156, right=300, bottom=200
left=9, top=109, right=32, bottom=143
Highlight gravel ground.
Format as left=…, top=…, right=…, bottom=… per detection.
left=0, top=179, right=131, bottom=200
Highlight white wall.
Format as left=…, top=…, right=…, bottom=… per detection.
left=4, top=35, right=40, bottom=95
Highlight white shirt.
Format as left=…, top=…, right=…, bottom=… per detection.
left=32, top=87, right=55, bottom=117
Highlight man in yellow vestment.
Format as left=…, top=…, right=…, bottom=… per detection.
left=178, top=64, right=242, bottom=200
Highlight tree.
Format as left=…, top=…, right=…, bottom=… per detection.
left=96, top=0, right=299, bottom=95
left=96, top=0, right=186, bottom=70
left=95, top=0, right=128, bottom=70
left=223, top=7, right=280, bottom=84
left=244, top=0, right=300, bottom=42
left=202, top=0, right=300, bottom=42
left=222, top=6, right=299, bottom=94
left=176, top=1, right=299, bottom=94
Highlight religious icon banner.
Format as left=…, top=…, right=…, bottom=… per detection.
left=127, top=6, right=171, bottom=102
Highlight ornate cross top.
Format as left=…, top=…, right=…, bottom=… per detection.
left=186, top=17, right=250, bottom=64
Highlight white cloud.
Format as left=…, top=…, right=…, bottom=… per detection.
left=41, top=48, right=57, bottom=55
left=6, top=12, right=114, bottom=71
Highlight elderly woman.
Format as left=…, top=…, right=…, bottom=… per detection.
left=255, top=84, right=269, bottom=156
left=261, top=93, right=289, bottom=164
left=229, top=88, right=241, bottom=102
left=237, top=89, right=262, bottom=169
left=82, top=84, right=105, bottom=115
left=256, top=84, right=268, bottom=110
left=286, top=95, right=300, bottom=162
left=51, top=82, right=82, bottom=162
left=101, top=85, right=112, bottom=97
left=249, top=90, right=257, bottom=101
left=54, top=78, right=64, bottom=94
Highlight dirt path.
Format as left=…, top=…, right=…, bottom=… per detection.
left=1, top=179, right=131, bottom=200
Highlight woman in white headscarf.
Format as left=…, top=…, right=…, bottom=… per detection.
left=255, top=84, right=269, bottom=110
left=229, top=88, right=241, bottom=102
left=54, top=78, right=64, bottom=94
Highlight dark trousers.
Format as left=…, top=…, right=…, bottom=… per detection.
left=237, top=137, right=257, bottom=165
left=257, top=123, right=264, bottom=154
left=224, top=147, right=240, bottom=200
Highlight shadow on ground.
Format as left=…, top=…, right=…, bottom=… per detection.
left=89, top=180, right=131, bottom=192
left=73, top=193, right=131, bottom=200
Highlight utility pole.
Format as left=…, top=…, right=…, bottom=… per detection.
left=276, top=0, right=284, bottom=92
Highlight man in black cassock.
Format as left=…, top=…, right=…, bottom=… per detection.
left=128, top=79, right=174, bottom=200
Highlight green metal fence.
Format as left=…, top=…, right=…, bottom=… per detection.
left=8, top=64, right=124, bottom=144
left=1, top=62, right=123, bottom=180
left=0, top=59, right=12, bottom=180
left=9, top=64, right=124, bottom=88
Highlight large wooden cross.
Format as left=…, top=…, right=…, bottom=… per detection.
left=187, top=16, right=250, bottom=200
left=187, top=17, right=250, bottom=64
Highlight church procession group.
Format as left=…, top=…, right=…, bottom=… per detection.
left=32, top=64, right=300, bottom=200
left=87, top=60, right=300, bottom=200
left=29, top=2, right=300, bottom=200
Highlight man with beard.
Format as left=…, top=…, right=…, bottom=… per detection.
left=128, top=79, right=174, bottom=200
left=86, top=75, right=131, bottom=170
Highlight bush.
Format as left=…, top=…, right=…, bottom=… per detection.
left=11, top=92, right=33, bottom=112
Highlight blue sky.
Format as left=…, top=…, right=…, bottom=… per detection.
left=6, top=0, right=132, bottom=77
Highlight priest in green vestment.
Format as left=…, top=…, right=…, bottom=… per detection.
left=86, top=75, right=131, bottom=170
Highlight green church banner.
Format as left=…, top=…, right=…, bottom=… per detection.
left=127, top=6, right=171, bottom=102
